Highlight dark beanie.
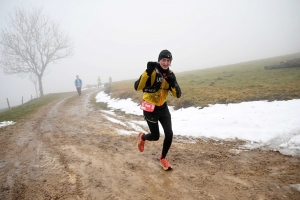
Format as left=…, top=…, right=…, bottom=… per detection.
left=158, top=50, right=172, bottom=62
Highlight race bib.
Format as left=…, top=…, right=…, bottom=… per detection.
left=140, top=100, right=155, bottom=112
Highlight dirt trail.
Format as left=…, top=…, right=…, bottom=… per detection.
left=0, top=89, right=299, bottom=200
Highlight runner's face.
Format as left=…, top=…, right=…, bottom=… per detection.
left=159, top=58, right=171, bottom=70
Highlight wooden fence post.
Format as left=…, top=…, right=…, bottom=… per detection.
left=6, top=98, right=10, bottom=109
left=22, top=96, right=23, bottom=105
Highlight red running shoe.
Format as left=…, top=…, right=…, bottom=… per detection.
left=160, top=156, right=172, bottom=171
left=137, top=132, right=145, bottom=152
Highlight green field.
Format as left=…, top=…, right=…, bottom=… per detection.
left=0, top=93, right=72, bottom=123
left=108, top=52, right=300, bottom=109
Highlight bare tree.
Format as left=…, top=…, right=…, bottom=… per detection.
left=0, top=7, right=73, bottom=96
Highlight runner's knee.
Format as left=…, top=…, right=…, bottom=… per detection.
left=147, top=133, right=160, bottom=141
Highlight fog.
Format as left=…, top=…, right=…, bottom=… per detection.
left=1, top=0, right=300, bottom=109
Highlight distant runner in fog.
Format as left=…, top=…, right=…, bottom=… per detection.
left=97, top=76, right=101, bottom=89
left=74, top=75, right=82, bottom=96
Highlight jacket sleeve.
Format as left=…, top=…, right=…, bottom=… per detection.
left=134, top=71, right=149, bottom=91
left=169, top=73, right=181, bottom=98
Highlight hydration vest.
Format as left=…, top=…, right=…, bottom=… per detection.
left=142, top=71, right=166, bottom=93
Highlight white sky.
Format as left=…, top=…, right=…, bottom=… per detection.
left=1, top=0, right=300, bottom=109
left=94, top=91, right=300, bottom=157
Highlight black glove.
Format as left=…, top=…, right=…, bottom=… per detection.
left=146, top=62, right=158, bottom=75
left=165, top=73, right=176, bottom=87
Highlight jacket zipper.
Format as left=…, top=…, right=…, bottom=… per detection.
left=159, top=78, right=166, bottom=106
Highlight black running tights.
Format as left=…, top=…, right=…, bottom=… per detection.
left=144, top=115, right=173, bottom=158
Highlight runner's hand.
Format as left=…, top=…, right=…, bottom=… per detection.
left=166, top=73, right=176, bottom=87
left=146, top=62, right=157, bottom=75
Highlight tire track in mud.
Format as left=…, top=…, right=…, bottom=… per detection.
left=0, top=91, right=97, bottom=199
left=32, top=90, right=100, bottom=199
left=29, top=89, right=144, bottom=199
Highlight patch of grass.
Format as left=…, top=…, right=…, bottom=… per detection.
left=109, top=80, right=142, bottom=103
left=0, top=93, right=70, bottom=122
left=90, top=91, right=109, bottom=110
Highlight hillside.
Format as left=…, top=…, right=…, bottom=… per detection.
left=108, top=52, right=300, bottom=108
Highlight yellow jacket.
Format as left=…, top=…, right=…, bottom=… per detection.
left=134, top=69, right=181, bottom=106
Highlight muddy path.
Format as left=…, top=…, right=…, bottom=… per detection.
left=0, top=89, right=299, bottom=200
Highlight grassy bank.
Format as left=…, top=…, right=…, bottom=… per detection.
left=0, top=93, right=72, bottom=123
left=108, top=52, right=300, bottom=109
